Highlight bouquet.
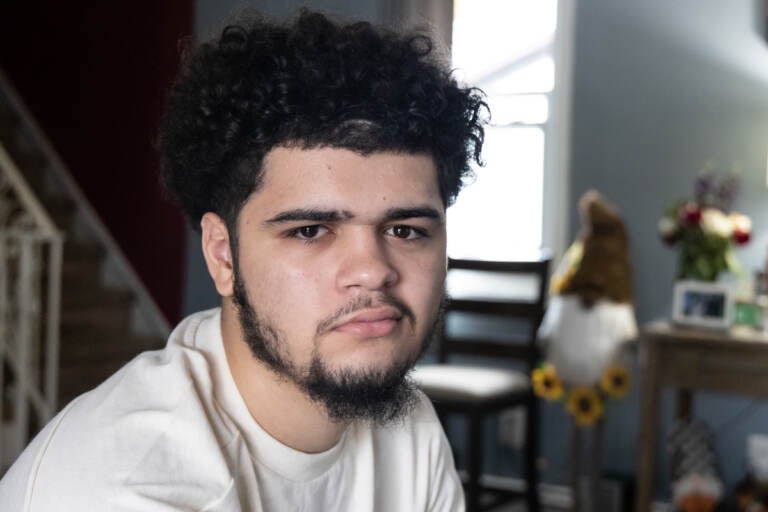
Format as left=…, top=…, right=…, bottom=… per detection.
left=658, top=169, right=751, bottom=282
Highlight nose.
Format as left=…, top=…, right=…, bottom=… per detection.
left=336, top=232, right=399, bottom=291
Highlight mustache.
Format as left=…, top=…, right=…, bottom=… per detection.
left=315, top=294, right=416, bottom=336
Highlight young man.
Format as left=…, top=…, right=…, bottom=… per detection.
left=0, top=9, right=486, bottom=511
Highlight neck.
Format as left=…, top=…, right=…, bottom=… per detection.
left=220, top=300, right=348, bottom=453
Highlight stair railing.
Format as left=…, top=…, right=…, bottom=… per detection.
left=0, top=68, right=170, bottom=339
left=0, top=142, right=62, bottom=470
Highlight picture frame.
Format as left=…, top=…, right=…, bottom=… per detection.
left=672, top=280, right=734, bottom=329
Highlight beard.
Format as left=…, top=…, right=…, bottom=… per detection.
left=231, top=265, right=444, bottom=426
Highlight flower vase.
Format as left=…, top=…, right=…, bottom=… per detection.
left=676, top=228, right=732, bottom=282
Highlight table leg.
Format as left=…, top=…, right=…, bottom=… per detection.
left=591, top=418, right=604, bottom=512
left=676, top=388, right=693, bottom=422
left=636, top=337, right=661, bottom=512
left=571, top=419, right=581, bottom=512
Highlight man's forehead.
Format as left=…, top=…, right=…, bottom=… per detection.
left=261, top=146, right=436, bottom=178
left=256, top=146, right=440, bottom=196
left=239, top=147, right=444, bottom=224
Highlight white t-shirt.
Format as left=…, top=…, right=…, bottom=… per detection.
left=0, top=308, right=463, bottom=511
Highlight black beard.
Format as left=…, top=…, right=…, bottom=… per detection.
left=231, top=265, right=444, bottom=426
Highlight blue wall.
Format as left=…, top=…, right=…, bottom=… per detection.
left=570, top=0, right=768, bottom=499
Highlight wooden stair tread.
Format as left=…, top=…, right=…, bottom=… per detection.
left=61, top=287, right=133, bottom=308
left=42, top=196, right=77, bottom=230
left=60, top=311, right=131, bottom=332
left=59, top=334, right=164, bottom=363
left=63, top=241, right=104, bottom=261
left=0, top=108, right=20, bottom=142
left=61, top=261, right=101, bottom=287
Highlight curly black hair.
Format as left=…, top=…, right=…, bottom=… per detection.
left=160, top=9, right=488, bottom=230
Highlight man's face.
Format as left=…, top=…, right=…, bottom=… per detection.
left=231, top=146, right=446, bottom=423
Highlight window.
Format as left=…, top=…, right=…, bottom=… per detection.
left=448, top=0, right=572, bottom=260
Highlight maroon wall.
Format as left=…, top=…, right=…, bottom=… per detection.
left=0, top=1, right=194, bottom=323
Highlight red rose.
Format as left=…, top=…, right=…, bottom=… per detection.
left=680, top=202, right=702, bottom=225
left=734, top=230, right=750, bottom=245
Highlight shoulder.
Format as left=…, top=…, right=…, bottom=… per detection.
left=0, top=309, right=237, bottom=511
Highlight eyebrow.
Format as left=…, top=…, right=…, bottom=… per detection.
left=264, top=206, right=443, bottom=225
left=265, top=208, right=354, bottom=224
left=382, top=206, right=443, bottom=223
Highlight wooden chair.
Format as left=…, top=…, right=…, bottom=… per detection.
left=413, top=256, right=550, bottom=512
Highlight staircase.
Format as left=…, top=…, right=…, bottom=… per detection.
left=0, top=69, right=170, bottom=440
left=55, top=243, right=165, bottom=404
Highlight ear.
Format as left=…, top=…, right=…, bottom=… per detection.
left=201, top=213, right=234, bottom=297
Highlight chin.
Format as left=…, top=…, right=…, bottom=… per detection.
left=329, top=342, right=417, bottom=374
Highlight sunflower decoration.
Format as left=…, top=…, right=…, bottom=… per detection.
left=600, top=364, right=631, bottom=399
left=532, top=364, right=563, bottom=401
left=532, top=360, right=631, bottom=426
left=566, top=386, right=604, bottom=427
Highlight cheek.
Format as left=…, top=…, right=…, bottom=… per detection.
left=243, top=256, right=326, bottom=321
left=400, top=253, right=446, bottom=314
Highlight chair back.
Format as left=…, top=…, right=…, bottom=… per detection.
left=438, top=256, right=551, bottom=368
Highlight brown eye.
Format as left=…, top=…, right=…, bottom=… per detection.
left=299, top=225, right=320, bottom=238
left=392, top=225, right=413, bottom=239
left=387, top=225, right=426, bottom=240
left=291, top=225, right=328, bottom=240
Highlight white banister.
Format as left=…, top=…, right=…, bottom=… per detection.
left=44, top=239, right=62, bottom=412
left=12, top=238, right=34, bottom=457
left=0, top=140, right=63, bottom=469
left=0, top=144, right=56, bottom=237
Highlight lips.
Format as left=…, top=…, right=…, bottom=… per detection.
left=332, top=306, right=403, bottom=338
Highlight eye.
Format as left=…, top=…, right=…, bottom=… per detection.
left=387, top=225, right=426, bottom=240
left=290, top=225, right=328, bottom=241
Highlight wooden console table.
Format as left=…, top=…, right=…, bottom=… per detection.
left=635, top=321, right=768, bottom=511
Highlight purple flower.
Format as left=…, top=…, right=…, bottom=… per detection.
left=694, top=171, right=714, bottom=203
left=716, top=175, right=739, bottom=211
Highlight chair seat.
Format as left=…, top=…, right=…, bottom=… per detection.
left=413, top=364, right=530, bottom=402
